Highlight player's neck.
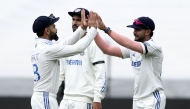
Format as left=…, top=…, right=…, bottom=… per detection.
left=142, top=36, right=151, bottom=42
left=39, top=35, right=51, bottom=40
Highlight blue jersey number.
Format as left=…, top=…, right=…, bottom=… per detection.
left=33, top=64, right=40, bottom=82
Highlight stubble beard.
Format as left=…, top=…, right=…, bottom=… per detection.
left=72, top=24, right=78, bottom=32
left=134, top=34, right=145, bottom=42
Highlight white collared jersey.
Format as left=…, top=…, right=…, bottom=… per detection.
left=59, top=40, right=106, bottom=103
left=31, top=27, right=97, bottom=95
left=120, top=39, right=164, bottom=100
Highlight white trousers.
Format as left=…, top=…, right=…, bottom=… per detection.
left=59, top=99, right=92, bottom=109
left=133, top=90, right=166, bottom=109
left=31, top=92, right=58, bottom=109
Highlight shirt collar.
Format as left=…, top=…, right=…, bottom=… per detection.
left=35, top=38, right=53, bottom=47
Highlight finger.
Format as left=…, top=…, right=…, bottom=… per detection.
left=91, top=11, right=95, bottom=24
left=92, top=12, right=96, bottom=26
left=94, top=13, right=98, bottom=25
left=94, top=13, right=97, bottom=20
left=94, top=12, right=97, bottom=21
left=81, top=9, right=84, bottom=21
left=97, top=15, right=102, bottom=21
left=94, top=12, right=99, bottom=20
left=88, top=11, right=92, bottom=26
left=82, top=9, right=85, bottom=23
left=88, top=11, right=92, bottom=22
left=91, top=11, right=95, bottom=21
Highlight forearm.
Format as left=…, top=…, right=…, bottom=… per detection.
left=108, top=30, right=143, bottom=54
left=74, top=27, right=97, bottom=51
left=94, top=33, right=123, bottom=57
left=93, top=64, right=106, bottom=102
left=48, top=28, right=97, bottom=59
left=109, top=30, right=133, bottom=48
left=59, top=26, right=86, bottom=45
left=94, top=33, right=110, bottom=54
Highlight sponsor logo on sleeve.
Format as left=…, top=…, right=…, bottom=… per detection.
left=131, top=61, right=141, bottom=67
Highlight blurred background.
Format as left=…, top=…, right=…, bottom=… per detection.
left=0, top=0, right=190, bottom=109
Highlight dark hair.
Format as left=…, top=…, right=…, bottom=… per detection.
left=150, top=31, right=154, bottom=37
left=144, top=28, right=154, bottom=37
left=36, top=30, right=44, bottom=37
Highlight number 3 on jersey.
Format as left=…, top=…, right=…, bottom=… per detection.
left=33, top=64, right=40, bottom=82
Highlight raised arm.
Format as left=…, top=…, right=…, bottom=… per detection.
left=59, top=26, right=86, bottom=45
left=96, top=14, right=143, bottom=54
left=47, top=11, right=99, bottom=59
left=94, top=33, right=123, bottom=58
left=107, top=30, right=143, bottom=54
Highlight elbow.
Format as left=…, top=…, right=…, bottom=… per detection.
left=103, top=50, right=109, bottom=55
left=102, top=48, right=110, bottom=55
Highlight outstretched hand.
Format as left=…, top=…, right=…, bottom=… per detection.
left=96, top=14, right=107, bottom=31
left=80, top=9, right=88, bottom=30
left=88, top=11, right=98, bottom=29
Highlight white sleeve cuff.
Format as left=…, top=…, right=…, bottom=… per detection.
left=94, top=96, right=101, bottom=103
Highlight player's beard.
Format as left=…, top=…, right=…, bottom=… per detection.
left=134, top=33, right=145, bottom=42
left=49, top=31, right=59, bottom=41
left=72, top=24, right=78, bottom=32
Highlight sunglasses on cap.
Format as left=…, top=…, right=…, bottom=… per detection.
left=133, top=19, right=149, bottom=29
left=46, top=14, right=56, bottom=27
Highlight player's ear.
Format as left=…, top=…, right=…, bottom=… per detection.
left=44, top=28, right=50, bottom=35
left=145, top=29, right=151, bottom=36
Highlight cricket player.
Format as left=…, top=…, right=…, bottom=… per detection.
left=94, top=15, right=166, bottom=109
left=59, top=8, right=106, bottom=109
left=31, top=10, right=99, bottom=109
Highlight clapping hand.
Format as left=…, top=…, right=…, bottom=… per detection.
left=80, top=9, right=88, bottom=30
left=96, top=14, right=107, bottom=31
left=88, top=11, right=98, bottom=29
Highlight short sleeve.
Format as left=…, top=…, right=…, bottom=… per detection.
left=120, top=46, right=131, bottom=59
left=142, top=40, right=162, bottom=56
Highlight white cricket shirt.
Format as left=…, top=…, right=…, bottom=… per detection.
left=59, top=41, right=106, bottom=103
left=31, top=27, right=97, bottom=95
left=120, top=39, right=164, bottom=100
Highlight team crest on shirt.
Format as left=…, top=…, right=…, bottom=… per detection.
left=80, top=52, right=85, bottom=56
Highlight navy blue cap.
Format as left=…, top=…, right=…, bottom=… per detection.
left=32, top=14, right=59, bottom=33
left=68, top=8, right=89, bottom=18
left=127, top=17, right=155, bottom=31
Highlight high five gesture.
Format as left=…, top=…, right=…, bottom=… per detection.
left=80, top=9, right=88, bottom=30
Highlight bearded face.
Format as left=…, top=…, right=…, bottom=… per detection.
left=49, top=30, right=58, bottom=41
left=133, top=29, right=146, bottom=42
left=72, top=15, right=81, bottom=32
